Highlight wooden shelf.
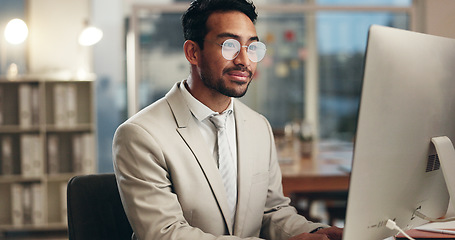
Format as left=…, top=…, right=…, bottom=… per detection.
left=0, top=78, right=96, bottom=238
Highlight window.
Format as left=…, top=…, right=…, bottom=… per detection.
left=316, top=11, right=409, bottom=141
left=243, top=12, right=307, bottom=129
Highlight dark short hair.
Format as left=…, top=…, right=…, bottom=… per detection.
left=182, top=0, right=257, bottom=50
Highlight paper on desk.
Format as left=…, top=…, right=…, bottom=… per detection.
left=415, top=221, right=455, bottom=230
left=394, top=222, right=455, bottom=239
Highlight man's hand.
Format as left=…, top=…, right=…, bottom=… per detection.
left=288, top=232, right=329, bottom=240
left=288, top=227, right=343, bottom=240
left=312, top=226, right=343, bottom=240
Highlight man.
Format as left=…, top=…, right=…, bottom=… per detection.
left=113, top=0, right=343, bottom=239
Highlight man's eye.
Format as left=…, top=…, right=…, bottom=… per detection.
left=225, top=42, right=235, bottom=48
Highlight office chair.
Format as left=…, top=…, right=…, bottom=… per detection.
left=67, top=173, right=133, bottom=240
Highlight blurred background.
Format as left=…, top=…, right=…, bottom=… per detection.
left=0, top=0, right=454, bottom=239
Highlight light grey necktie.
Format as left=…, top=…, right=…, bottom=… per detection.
left=210, top=112, right=237, bottom=227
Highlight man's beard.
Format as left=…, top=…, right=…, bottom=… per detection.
left=200, top=66, right=253, bottom=98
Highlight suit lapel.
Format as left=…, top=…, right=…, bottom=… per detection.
left=165, top=82, right=234, bottom=233
left=232, top=101, right=255, bottom=236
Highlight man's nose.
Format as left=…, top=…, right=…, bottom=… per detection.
left=233, top=46, right=251, bottom=66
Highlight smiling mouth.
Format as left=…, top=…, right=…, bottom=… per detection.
left=225, top=70, right=252, bottom=83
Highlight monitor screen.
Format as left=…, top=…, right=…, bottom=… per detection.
left=343, top=25, right=455, bottom=240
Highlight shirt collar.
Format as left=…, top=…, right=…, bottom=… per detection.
left=180, top=80, right=234, bottom=122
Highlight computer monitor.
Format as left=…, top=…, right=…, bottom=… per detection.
left=343, top=25, right=455, bottom=240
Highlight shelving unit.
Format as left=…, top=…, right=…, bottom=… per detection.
left=0, top=76, right=96, bottom=239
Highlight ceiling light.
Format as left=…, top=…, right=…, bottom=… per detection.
left=4, top=18, right=28, bottom=45
left=78, top=26, right=103, bottom=46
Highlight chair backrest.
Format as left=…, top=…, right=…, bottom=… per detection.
left=67, top=173, right=133, bottom=240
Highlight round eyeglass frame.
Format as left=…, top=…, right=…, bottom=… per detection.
left=211, top=39, right=267, bottom=63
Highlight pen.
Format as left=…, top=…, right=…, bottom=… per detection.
left=417, top=228, right=455, bottom=235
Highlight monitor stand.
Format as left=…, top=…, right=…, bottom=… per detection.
left=431, top=136, right=455, bottom=216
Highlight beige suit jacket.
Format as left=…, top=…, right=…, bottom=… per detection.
left=113, top=81, right=326, bottom=240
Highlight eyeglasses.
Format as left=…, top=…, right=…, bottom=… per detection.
left=209, top=39, right=267, bottom=63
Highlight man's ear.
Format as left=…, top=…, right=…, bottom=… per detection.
left=183, top=40, right=200, bottom=65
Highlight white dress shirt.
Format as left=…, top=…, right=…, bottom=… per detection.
left=179, top=81, right=238, bottom=170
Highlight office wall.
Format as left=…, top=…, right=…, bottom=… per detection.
left=28, top=0, right=90, bottom=74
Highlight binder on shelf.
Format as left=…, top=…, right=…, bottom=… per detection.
left=22, top=184, right=33, bottom=225
left=32, top=136, right=44, bottom=176
left=0, top=86, right=3, bottom=125
left=31, top=85, right=40, bottom=126
left=54, top=84, right=78, bottom=127
left=47, top=134, right=59, bottom=174
left=32, top=183, right=45, bottom=225
left=60, top=182, right=67, bottom=224
left=1, top=135, right=14, bottom=175
left=53, top=84, right=67, bottom=127
left=72, top=134, right=82, bottom=173
left=18, top=84, right=32, bottom=127
left=72, top=133, right=95, bottom=173
left=21, top=135, right=43, bottom=177
left=67, top=83, right=77, bottom=126
left=82, top=133, right=95, bottom=173
left=84, top=133, right=95, bottom=173
left=11, top=183, right=24, bottom=226
left=20, top=135, right=33, bottom=177
left=10, top=183, right=46, bottom=226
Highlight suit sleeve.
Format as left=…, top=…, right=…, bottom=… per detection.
left=112, top=122, right=263, bottom=240
left=259, top=116, right=329, bottom=239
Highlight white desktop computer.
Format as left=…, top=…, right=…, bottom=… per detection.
left=343, top=25, right=455, bottom=240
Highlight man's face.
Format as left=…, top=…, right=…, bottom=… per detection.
left=198, top=11, right=258, bottom=98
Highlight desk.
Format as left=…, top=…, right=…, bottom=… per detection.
left=279, top=153, right=351, bottom=225
left=280, top=156, right=351, bottom=197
